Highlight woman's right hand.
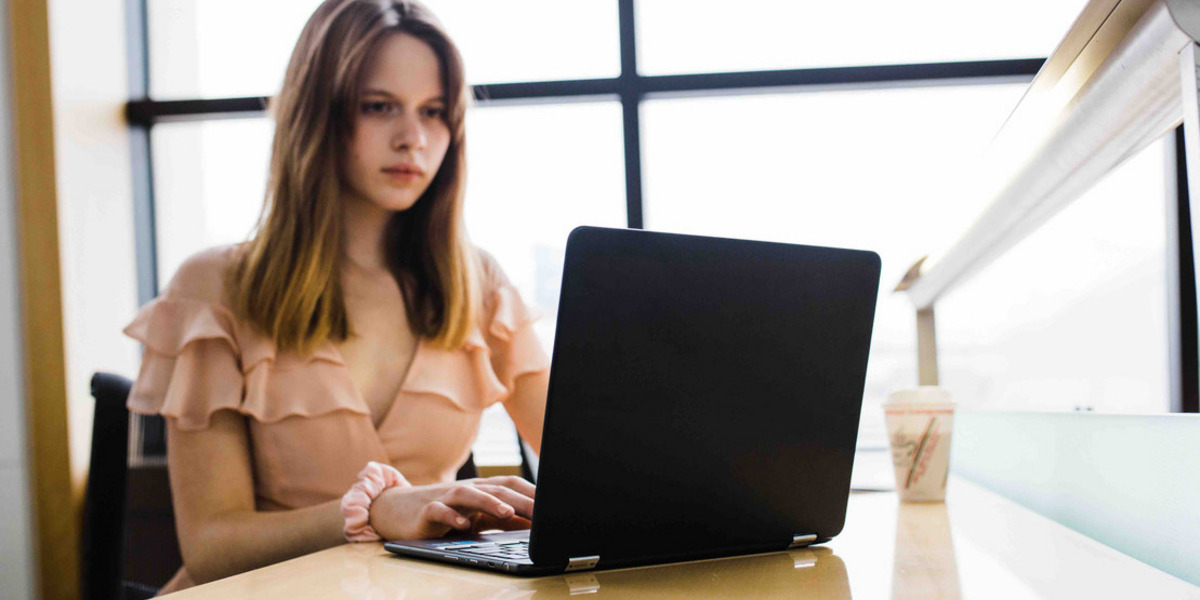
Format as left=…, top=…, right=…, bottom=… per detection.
left=367, top=476, right=536, bottom=540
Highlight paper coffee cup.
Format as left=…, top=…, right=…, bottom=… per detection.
left=884, top=387, right=955, bottom=502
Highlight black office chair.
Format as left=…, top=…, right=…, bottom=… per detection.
left=82, top=371, right=510, bottom=599
left=84, top=372, right=173, bottom=600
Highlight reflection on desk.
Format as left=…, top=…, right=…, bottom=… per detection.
left=168, top=543, right=849, bottom=599
left=360, top=546, right=848, bottom=599
left=165, top=478, right=1200, bottom=599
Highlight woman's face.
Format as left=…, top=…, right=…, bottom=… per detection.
left=343, top=32, right=452, bottom=213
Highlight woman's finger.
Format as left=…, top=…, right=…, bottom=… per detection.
left=484, top=475, right=536, bottom=499
left=474, top=484, right=534, bottom=519
left=441, top=484, right=515, bottom=519
left=419, top=500, right=472, bottom=532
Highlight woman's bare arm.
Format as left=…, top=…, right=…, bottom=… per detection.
left=169, top=409, right=536, bottom=584
left=167, top=410, right=345, bottom=584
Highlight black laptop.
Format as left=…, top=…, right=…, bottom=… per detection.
left=385, top=226, right=881, bottom=575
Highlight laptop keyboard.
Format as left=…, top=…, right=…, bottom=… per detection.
left=435, top=540, right=530, bottom=561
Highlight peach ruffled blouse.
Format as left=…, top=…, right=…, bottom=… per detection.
left=123, top=246, right=549, bottom=591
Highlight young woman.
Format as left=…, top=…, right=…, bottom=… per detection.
left=124, top=0, right=548, bottom=593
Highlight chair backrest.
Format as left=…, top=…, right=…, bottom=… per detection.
left=456, top=452, right=478, bottom=480
left=83, top=372, right=131, bottom=600
left=84, top=372, right=176, bottom=600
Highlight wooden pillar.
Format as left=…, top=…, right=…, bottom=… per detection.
left=9, top=0, right=78, bottom=597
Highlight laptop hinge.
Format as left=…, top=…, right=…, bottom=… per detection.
left=566, top=555, right=600, bottom=572
left=789, top=534, right=818, bottom=549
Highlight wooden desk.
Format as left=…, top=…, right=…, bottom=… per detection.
left=165, top=478, right=1199, bottom=599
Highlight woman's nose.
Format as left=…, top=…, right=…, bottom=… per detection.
left=391, top=112, right=427, bottom=151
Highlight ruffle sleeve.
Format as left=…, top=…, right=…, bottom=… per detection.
left=123, top=297, right=245, bottom=431
left=483, top=283, right=550, bottom=396
left=124, top=296, right=369, bottom=431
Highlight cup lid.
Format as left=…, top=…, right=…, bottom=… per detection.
left=885, top=386, right=953, bottom=405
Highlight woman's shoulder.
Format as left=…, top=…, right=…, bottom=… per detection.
left=161, top=244, right=242, bottom=306
left=474, top=246, right=512, bottom=293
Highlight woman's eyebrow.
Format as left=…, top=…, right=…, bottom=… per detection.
left=361, top=88, right=447, bottom=104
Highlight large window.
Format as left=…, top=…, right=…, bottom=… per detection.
left=151, top=119, right=273, bottom=285
left=463, top=101, right=628, bottom=349
left=641, top=83, right=1028, bottom=446
left=134, top=0, right=1188, bottom=468
left=636, top=0, right=1084, bottom=75
left=147, top=0, right=620, bottom=99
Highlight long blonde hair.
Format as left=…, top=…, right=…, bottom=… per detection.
left=230, top=0, right=478, bottom=355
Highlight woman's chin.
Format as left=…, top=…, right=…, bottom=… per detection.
left=366, top=194, right=420, bottom=213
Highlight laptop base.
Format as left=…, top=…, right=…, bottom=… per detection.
left=383, top=529, right=826, bottom=577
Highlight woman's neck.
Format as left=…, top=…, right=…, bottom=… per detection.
left=341, top=193, right=393, bottom=276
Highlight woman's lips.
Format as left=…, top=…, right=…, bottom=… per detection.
left=382, top=168, right=421, bottom=182
left=383, top=163, right=425, bottom=174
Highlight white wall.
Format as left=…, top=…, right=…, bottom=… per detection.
left=47, top=0, right=140, bottom=487
left=0, top=0, right=35, bottom=596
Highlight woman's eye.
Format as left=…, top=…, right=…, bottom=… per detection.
left=362, top=101, right=395, bottom=115
left=423, top=106, right=446, bottom=119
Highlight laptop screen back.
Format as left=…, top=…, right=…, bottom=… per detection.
left=530, top=227, right=881, bottom=568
